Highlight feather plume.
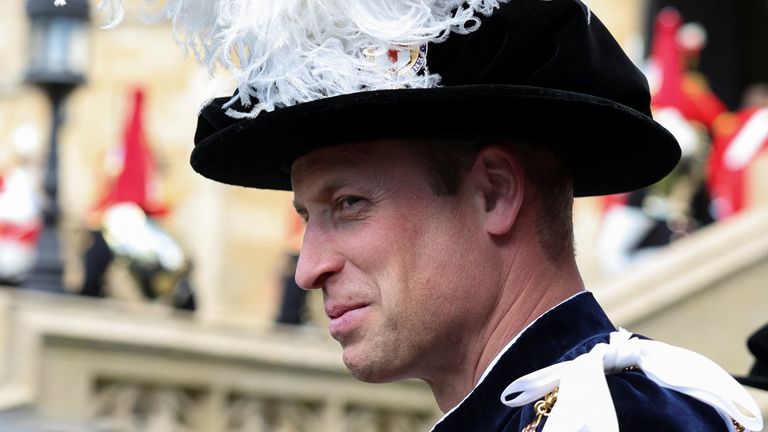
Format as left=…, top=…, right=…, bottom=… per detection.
left=63, top=0, right=597, bottom=117
left=89, top=0, right=510, bottom=118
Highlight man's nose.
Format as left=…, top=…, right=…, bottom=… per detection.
left=294, top=225, right=342, bottom=290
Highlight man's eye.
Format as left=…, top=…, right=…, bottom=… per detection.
left=338, top=196, right=365, bottom=210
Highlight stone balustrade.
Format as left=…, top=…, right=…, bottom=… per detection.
left=0, top=291, right=440, bottom=431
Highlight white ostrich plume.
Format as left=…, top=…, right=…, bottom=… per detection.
left=84, top=0, right=510, bottom=118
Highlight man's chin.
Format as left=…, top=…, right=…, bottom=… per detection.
left=342, top=351, right=400, bottom=384
left=348, top=366, right=397, bottom=384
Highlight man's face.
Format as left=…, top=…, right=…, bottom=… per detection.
left=291, top=141, right=499, bottom=383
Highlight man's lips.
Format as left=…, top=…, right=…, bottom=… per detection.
left=325, top=303, right=369, bottom=320
left=326, top=303, right=371, bottom=337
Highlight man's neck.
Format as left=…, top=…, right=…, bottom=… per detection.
left=426, top=258, right=584, bottom=412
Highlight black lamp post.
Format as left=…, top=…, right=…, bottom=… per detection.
left=24, top=0, right=90, bottom=292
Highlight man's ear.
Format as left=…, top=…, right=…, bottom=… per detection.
left=467, top=146, right=524, bottom=236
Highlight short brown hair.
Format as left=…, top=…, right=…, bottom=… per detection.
left=407, top=139, right=574, bottom=263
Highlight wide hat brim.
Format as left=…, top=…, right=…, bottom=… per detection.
left=191, top=84, right=679, bottom=197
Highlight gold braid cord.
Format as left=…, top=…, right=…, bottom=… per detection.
left=732, top=418, right=746, bottom=432
left=521, top=388, right=558, bottom=432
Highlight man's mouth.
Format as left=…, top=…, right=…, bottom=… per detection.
left=325, top=302, right=368, bottom=320
left=326, top=303, right=371, bottom=337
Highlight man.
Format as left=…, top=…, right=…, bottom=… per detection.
left=181, top=0, right=763, bottom=429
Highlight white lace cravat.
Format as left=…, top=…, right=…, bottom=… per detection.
left=500, top=329, right=764, bottom=431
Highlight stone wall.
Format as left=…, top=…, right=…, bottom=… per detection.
left=0, top=290, right=439, bottom=430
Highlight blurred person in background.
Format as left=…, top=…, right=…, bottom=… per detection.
left=737, top=323, right=768, bottom=393
left=708, top=83, right=768, bottom=220
left=275, top=210, right=309, bottom=325
left=0, top=125, right=43, bottom=285
left=597, top=8, right=723, bottom=276
left=80, top=88, right=194, bottom=310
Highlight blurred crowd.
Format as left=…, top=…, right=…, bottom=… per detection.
left=596, top=8, right=768, bottom=276
left=0, top=87, right=195, bottom=310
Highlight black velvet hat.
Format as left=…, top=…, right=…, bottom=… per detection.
left=737, top=324, right=768, bottom=391
left=191, top=0, right=680, bottom=196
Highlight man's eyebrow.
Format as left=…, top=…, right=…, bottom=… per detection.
left=293, top=178, right=362, bottom=220
left=317, top=179, right=347, bottom=196
left=297, top=179, right=348, bottom=203
left=292, top=179, right=347, bottom=218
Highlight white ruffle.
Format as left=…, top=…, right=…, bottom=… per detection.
left=501, top=329, right=763, bottom=431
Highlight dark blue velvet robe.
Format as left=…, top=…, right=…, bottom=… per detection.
left=430, top=292, right=730, bottom=431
